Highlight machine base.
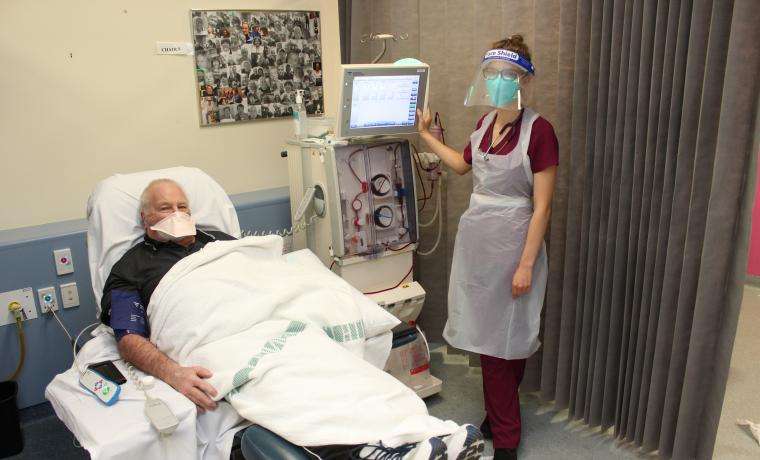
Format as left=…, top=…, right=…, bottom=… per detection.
left=413, top=374, right=443, bottom=399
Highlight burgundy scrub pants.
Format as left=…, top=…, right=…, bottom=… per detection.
left=480, top=354, right=526, bottom=449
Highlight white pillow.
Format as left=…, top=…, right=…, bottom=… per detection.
left=286, top=249, right=400, bottom=337
left=86, top=167, right=241, bottom=315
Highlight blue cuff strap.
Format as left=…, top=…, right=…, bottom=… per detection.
left=110, top=290, right=149, bottom=338
left=114, top=329, right=150, bottom=341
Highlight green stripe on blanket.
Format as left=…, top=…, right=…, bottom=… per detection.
left=228, top=319, right=365, bottom=395
left=230, top=320, right=307, bottom=393
left=322, top=320, right=365, bottom=343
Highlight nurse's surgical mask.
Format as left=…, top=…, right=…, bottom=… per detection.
left=150, top=211, right=196, bottom=242
left=485, top=75, right=520, bottom=107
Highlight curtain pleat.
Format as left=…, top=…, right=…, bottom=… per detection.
left=614, top=0, right=654, bottom=438
left=554, top=0, right=592, bottom=410
left=585, top=0, right=625, bottom=429
left=599, top=0, right=638, bottom=430
left=569, top=0, right=603, bottom=418
left=352, top=0, right=760, bottom=457
left=538, top=0, right=577, bottom=400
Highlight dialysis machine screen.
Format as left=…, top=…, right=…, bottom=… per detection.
left=338, top=64, right=429, bottom=139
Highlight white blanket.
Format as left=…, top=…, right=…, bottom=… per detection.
left=148, top=236, right=458, bottom=447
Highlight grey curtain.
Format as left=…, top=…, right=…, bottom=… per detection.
left=526, top=0, right=760, bottom=458
left=350, top=0, right=760, bottom=458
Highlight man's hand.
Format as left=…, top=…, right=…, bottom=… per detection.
left=512, top=266, right=532, bottom=298
left=117, top=334, right=219, bottom=414
left=165, top=365, right=219, bottom=413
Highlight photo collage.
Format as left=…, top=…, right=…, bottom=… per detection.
left=191, top=10, right=324, bottom=126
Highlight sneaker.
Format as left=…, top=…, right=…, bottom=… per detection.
left=352, top=436, right=448, bottom=459
left=441, top=424, right=485, bottom=460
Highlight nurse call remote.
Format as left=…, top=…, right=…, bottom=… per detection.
left=79, top=368, right=121, bottom=406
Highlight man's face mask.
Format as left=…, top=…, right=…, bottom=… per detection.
left=150, top=211, right=196, bottom=242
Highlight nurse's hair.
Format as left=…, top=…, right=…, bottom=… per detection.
left=139, top=178, right=188, bottom=213
left=493, top=34, right=532, bottom=62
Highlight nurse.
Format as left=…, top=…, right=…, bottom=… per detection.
left=418, top=35, right=558, bottom=460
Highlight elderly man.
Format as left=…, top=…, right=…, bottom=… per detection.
left=101, top=179, right=235, bottom=413
left=101, top=179, right=483, bottom=460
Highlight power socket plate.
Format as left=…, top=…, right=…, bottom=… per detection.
left=0, top=288, right=38, bottom=326
left=38, top=287, right=59, bottom=313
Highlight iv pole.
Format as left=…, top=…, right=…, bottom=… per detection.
left=360, top=32, right=409, bottom=63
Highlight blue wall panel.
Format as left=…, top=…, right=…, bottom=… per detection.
left=0, top=187, right=290, bottom=408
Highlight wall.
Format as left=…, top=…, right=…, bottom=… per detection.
left=0, top=0, right=340, bottom=231
left=0, top=188, right=290, bottom=409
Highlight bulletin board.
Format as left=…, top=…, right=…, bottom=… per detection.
left=191, top=10, right=324, bottom=126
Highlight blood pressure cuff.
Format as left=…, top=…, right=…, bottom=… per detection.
left=109, top=289, right=150, bottom=341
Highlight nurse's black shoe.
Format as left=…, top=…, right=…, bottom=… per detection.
left=493, top=447, right=517, bottom=460
left=480, top=417, right=492, bottom=440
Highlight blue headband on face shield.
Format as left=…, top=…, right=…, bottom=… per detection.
left=482, top=49, right=535, bottom=75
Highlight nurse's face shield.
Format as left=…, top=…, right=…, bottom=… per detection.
left=464, top=49, right=535, bottom=110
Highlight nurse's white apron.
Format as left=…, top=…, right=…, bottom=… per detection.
left=443, top=108, right=548, bottom=360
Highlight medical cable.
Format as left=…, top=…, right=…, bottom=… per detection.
left=302, top=446, right=323, bottom=460
left=483, top=113, right=520, bottom=161
left=386, top=242, right=413, bottom=252
left=127, top=363, right=149, bottom=395
left=71, top=322, right=100, bottom=375
left=126, top=362, right=179, bottom=436
left=363, top=265, right=414, bottom=295
left=242, top=213, right=320, bottom=239
left=50, top=309, right=75, bottom=347
left=433, top=111, right=446, bottom=144
left=414, top=324, right=432, bottom=368
left=412, top=151, right=430, bottom=211
left=416, top=179, right=443, bottom=257
left=408, top=143, right=443, bottom=255
left=418, top=179, right=440, bottom=228
left=3, top=303, right=26, bottom=381
left=347, top=148, right=365, bottom=183
left=410, top=144, right=437, bottom=214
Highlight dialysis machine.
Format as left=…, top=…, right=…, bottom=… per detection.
left=286, top=63, right=442, bottom=398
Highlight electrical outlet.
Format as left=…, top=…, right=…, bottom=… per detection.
left=53, top=248, right=74, bottom=275
left=60, top=282, right=80, bottom=308
left=37, top=287, right=59, bottom=313
left=0, top=288, right=38, bottom=326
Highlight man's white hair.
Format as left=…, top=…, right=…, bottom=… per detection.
left=139, top=178, right=187, bottom=213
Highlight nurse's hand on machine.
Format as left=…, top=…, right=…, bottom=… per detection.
left=417, top=108, right=433, bottom=134
left=512, top=266, right=532, bottom=298
left=165, top=365, right=218, bottom=413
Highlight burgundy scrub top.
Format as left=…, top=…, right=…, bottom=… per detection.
left=463, top=110, right=559, bottom=172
